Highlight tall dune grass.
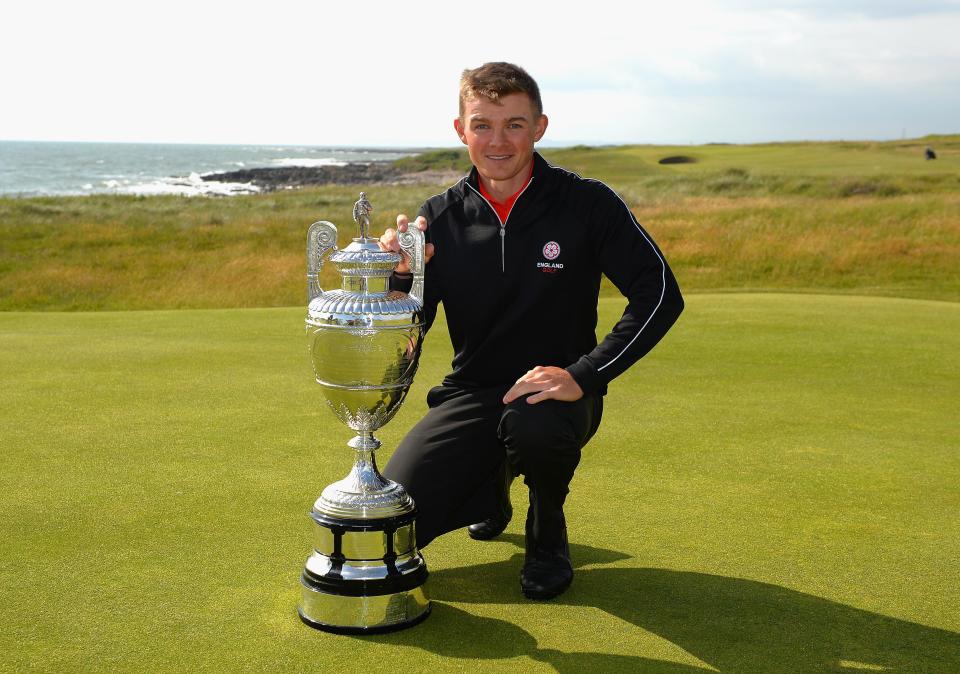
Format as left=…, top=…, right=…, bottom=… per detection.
left=1, top=137, right=958, bottom=310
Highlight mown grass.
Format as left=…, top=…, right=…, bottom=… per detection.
left=1, top=136, right=958, bottom=311
left=2, top=295, right=958, bottom=672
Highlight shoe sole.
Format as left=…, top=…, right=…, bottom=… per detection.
left=521, top=576, right=572, bottom=600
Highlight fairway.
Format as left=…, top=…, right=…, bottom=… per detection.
left=2, top=294, right=958, bottom=672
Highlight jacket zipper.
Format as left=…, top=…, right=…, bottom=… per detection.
left=467, top=178, right=535, bottom=274
left=499, top=227, right=505, bottom=272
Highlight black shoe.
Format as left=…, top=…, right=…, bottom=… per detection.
left=520, top=551, right=573, bottom=600
left=467, top=507, right=512, bottom=540
left=467, top=463, right=515, bottom=541
left=520, top=487, right=573, bottom=600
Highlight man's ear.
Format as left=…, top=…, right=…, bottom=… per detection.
left=534, top=114, right=549, bottom=143
left=454, top=118, right=468, bottom=145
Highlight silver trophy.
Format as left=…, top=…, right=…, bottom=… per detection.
left=298, top=193, right=430, bottom=633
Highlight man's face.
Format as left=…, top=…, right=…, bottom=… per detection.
left=454, top=92, right=548, bottom=190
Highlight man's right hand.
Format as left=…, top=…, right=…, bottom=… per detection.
left=379, top=214, right=434, bottom=274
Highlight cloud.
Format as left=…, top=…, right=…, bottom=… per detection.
left=727, top=0, right=960, bottom=18
left=1, top=0, right=958, bottom=144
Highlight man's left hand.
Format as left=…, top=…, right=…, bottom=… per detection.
left=503, top=366, right=584, bottom=405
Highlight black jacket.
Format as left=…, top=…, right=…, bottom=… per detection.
left=399, top=152, right=683, bottom=396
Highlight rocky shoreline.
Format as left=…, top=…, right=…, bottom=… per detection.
left=202, top=161, right=461, bottom=191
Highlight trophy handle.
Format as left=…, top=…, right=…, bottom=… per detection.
left=398, top=226, right=425, bottom=305
left=307, top=220, right=338, bottom=301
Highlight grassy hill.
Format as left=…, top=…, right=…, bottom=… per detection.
left=1, top=136, right=958, bottom=310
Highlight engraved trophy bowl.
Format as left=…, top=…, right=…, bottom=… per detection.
left=298, top=193, right=430, bottom=633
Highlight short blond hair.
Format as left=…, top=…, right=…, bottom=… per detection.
left=459, top=62, right=543, bottom=118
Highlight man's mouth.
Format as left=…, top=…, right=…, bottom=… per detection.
left=487, top=155, right=512, bottom=160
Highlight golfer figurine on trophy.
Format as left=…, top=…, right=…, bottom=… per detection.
left=298, top=193, right=430, bottom=633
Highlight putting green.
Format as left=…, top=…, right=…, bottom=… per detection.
left=2, top=294, right=958, bottom=672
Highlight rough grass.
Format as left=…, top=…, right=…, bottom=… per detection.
left=2, top=137, right=959, bottom=310
left=639, top=193, right=960, bottom=300
left=0, top=186, right=427, bottom=311
left=2, top=295, right=959, bottom=672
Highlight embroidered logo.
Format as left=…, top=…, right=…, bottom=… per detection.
left=538, top=241, right=563, bottom=273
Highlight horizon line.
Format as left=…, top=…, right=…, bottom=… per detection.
left=1, top=133, right=957, bottom=149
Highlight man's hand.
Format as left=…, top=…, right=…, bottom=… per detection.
left=503, top=366, right=584, bottom=405
left=379, top=214, right=434, bottom=274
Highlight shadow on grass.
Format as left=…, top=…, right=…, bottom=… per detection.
left=368, top=534, right=960, bottom=673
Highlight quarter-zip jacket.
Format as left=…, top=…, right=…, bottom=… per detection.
left=397, top=152, right=683, bottom=396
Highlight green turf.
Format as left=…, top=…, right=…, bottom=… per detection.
left=544, top=135, right=960, bottom=181
left=2, top=294, right=958, bottom=672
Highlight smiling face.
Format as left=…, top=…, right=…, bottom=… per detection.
left=454, top=92, right=548, bottom=199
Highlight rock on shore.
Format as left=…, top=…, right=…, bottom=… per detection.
left=201, top=162, right=460, bottom=191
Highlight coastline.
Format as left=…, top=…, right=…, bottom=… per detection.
left=0, top=141, right=437, bottom=197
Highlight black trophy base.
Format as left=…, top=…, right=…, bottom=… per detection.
left=298, top=511, right=430, bottom=633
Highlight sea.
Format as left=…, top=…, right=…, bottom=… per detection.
left=0, top=140, right=418, bottom=198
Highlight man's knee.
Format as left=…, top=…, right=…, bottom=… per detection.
left=498, top=396, right=584, bottom=473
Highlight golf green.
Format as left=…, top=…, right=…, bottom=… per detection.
left=2, top=293, right=958, bottom=672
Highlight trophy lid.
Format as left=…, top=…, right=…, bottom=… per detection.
left=329, top=240, right=401, bottom=277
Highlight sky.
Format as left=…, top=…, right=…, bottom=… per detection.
left=1, top=0, right=958, bottom=147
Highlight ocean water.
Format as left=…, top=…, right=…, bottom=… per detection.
left=0, top=141, right=417, bottom=197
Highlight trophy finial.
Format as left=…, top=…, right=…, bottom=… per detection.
left=353, top=192, right=373, bottom=239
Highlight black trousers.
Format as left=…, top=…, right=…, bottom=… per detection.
left=383, top=384, right=603, bottom=549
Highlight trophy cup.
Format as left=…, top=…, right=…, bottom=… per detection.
left=298, top=193, right=430, bottom=633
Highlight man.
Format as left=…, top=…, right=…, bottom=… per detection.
left=379, top=62, right=683, bottom=600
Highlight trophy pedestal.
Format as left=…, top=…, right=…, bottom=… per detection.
left=297, top=442, right=430, bottom=633
left=298, top=511, right=430, bottom=633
